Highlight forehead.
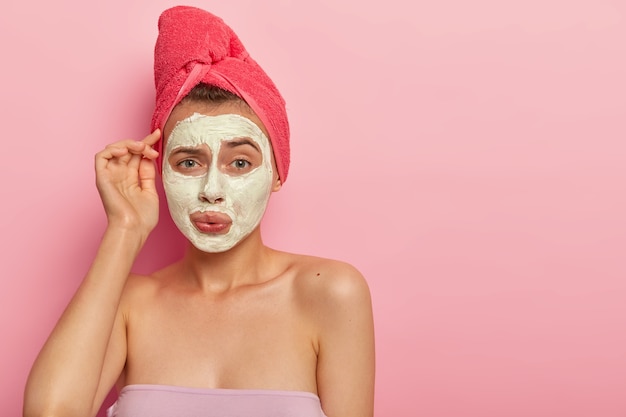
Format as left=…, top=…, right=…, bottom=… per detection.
left=164, top=100, right=269, bottom=141
left=165, top=113, right=268, bottom=153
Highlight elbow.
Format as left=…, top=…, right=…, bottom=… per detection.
left=23, top=381, right=97, bottom=417
left=24, top=384, right=95, bottom=417
left=24, top=410, right=86, bottom=417
left=23, top=402, right=90, bottom=417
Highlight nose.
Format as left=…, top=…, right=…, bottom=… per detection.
left=198, top=166, right=225, bottom=204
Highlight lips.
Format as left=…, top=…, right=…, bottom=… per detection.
left=190, top=211, right=232, bottom=234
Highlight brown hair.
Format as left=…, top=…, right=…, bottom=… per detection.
left=182, top=83, right=245, bottom=106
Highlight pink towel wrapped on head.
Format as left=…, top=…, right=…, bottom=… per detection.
left=151, top=6, right=290, bottom=182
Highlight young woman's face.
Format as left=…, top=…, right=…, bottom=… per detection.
left=162, top=101, right=280, bottom=252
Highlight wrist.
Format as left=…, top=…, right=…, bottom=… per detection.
left=102, top=223, right=149, bottom=254
left=107, top=214, right=154, bottom=236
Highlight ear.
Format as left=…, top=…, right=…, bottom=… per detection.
left=272, top=176, right=282, bottom=192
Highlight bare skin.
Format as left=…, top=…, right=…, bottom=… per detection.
left=23, top=101, right=375, bottom=417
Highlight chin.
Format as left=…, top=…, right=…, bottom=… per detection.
left=187, top=232, right=251, bottom=253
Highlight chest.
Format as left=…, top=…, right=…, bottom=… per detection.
left=124, top=284, right=318, bottom=389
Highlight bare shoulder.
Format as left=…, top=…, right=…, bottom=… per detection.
left=118, top=262, right=179, bottom=312
left=288, top=253, right=372, bottom=315
left=121, top=272, right=158, bottom=296
left=288, top=254, right=375, bottom=416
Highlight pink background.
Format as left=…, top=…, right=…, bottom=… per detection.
left=1, top=1, right=625, bottom=416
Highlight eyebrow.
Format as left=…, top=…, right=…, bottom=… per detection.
left=170, top=147, right=204, bottom=156
left=224, top=138, right=261, bottom=153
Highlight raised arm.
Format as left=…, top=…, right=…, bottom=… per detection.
left=23, top=130, right=161, bottom=417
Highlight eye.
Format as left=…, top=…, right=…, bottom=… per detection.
left=177, top=159, right=199, bottom=169
left=231, top=159, right=251, bottom=169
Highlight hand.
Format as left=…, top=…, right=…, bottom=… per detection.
left=95, top=130, right=161, bottom=239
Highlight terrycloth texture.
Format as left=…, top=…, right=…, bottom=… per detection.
left=151, top=6, right=290, bottom=182
left=107, top=384, right=328, bottom=417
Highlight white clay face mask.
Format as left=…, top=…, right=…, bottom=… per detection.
left=162, top=113, right=274, bottom=253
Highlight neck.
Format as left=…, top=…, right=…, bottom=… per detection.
left=179, top=227, right=275, bottom=293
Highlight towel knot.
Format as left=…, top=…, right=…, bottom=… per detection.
left=185, top=60, right=210, bottom=73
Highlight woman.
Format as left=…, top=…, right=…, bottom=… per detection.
left=24, top=6, right=374, bottom=417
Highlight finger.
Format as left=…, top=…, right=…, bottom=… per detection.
left=95, top=134, right=159, bottom=171
left=138, top=157, right=157, bottom=192
left=95, top=146, right=129, bottom=172
left=127, top=152, right=144, bottom=173
left=139, top=130, right=161, bottom=160
left=108, top=140, right=148, bottom=157
left=142, top=129, right=161, bottom=146
left=124, top=139, right=158, bottom=160
left=125, top=141, right=149, bottom=155
left=141, top=144, right=159, bottom=160
left=116, top=142, right=152, bottom=165
left=98, top=145, right=130, bottom=160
